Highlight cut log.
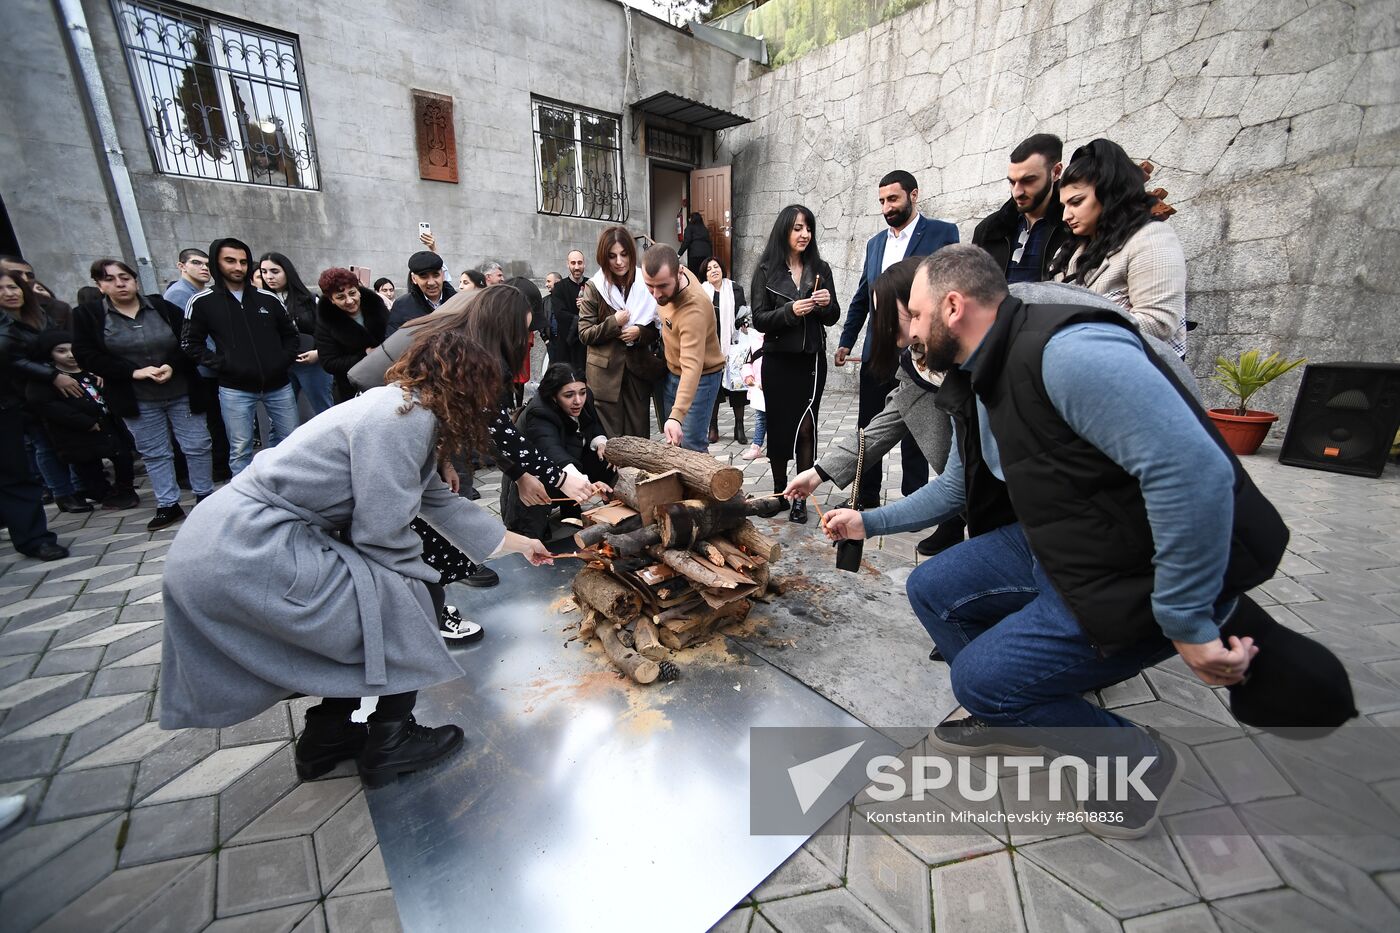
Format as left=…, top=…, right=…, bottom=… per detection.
left=651, top=547, right=755, bottom=590
left=632, top=617, right=666, bottom=661
left=574, top=514, right=641, bottom=549
left=730, top=520, right=782, bottom=562
left=571, top=568, right=643, bottom=623
left=604, top=435, right=744, bottom=501
left=695, top=539, right=726, bottom=567
left=657, top=498, right=749, bottom=549
left=582, top=502, right=637, bottom=526
left=654, top=597, right=706, bottom=625
left=658, top=601, right=751, bottom=649
left=578, top=607, right=601, bottom=641
left=709, top=537, right=763, bottom=571
left=613, top=468, right=685, bottom=524
left=604, top=526, right=662, bottom=557
left=596, top=622, right=659, bottom=684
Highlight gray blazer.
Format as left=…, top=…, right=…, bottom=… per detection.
left=158, top=386, right=508, bottom=729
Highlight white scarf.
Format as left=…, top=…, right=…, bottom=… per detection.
left=701, top=278, right=735, bottom=352
left=589, top=269, right=657, bottom=328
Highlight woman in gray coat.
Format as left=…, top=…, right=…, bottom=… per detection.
left=159, top=325, right=552, bottom=788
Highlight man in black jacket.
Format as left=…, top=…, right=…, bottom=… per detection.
left=182, top=237, right=300, bottom=476
left=386, top=251, right=455, bottom=336
left=971, top=134, right=1073, bottom=284
left=548, top=250, right=587, bottom=372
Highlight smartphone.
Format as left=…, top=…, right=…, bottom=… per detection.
left=418, top=222, right=432, bottom=238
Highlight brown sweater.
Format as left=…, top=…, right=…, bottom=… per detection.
left=659, top=270, right=725, bottom=422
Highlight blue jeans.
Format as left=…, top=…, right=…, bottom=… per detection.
left=664, top=370, right=722, bottom=453
left=125, top=397, right=213, bottom=507
left=906, top=523, right=1175, bottom=759
left=288, top=360, right=334, bottom=417
left=219, top=385, right=300, bottom=475
left=752, top=409, right=767, bottom=448
left=26, top=427, right=79, bottom=497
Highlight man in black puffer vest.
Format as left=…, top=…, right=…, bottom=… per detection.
left=822, top=246, right=1289, bottom=839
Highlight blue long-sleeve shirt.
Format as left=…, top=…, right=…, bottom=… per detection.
left=863, top=322, right=1234, bottom=645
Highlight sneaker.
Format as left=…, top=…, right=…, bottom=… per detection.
left=925, top=706, right=1045, bottom=757
left=461, top=562, right=499, bottom=588
left=146, top=503, right=186, bottom=532
left=101, top=489, right=140, bottom=511
left=0, top=794, right=25, bottom=833
left=741, top=444, right=763, bottom=461
left=1081, top=730, right=1183, bottom=840
left=439, top=606, right=483, bottom=642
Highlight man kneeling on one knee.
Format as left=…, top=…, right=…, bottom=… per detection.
left=821, top=245, right=1287, bottom=839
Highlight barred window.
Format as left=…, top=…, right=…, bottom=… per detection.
left=532, top=98, right=628, bottom=222
left=111, top=0, right=320, bottom=189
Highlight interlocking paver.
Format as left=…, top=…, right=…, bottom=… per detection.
left=57, top=619, right=160, bottom=650
left=120, top=797, right=218, bottom=867
left=1123, top=903, right=1221, bottom=932
left=312, top=793, right=378, bottom=893
left=1013, top=855, right=1120, bottom=933
left=930, top=850, right=1025, bottom=933
left=2, top=692, right=144, bottom=740
left=90, top=663, right=159, bottom=696
left=31, top=855, right=203, bottom=933
left=0, top=673, right=83, bottom=710
left=1164, top=807, right=1282, bottom=899
left=1195, top=737, right=1295, bottom=803
left=330, top=845, right=391, bottom=898
left=323, top=890, right=402, bottom=933
left=215, top=837, right=321, bottom=918
left=36, top=763, right=136, bottom=822
left=113, top=855, right=216, bottom=933
left=218, top=745, right=300, bottom=843
left=230, top=776, right=361, bottom=845
left=845, top=825, right=932, bottom=932
left=1020, top=836, right=1196, bottom=919
left=205, top=903, right=314, bottom=932
left=141, top=741, right=284, bottom=805
left=754, top=887, right=893, bottom=933
left=0, top=814, right=122, bottom=932
left=1249, top=831, right=1400, bottom=931
left=751, top=845, right=842, bottom=902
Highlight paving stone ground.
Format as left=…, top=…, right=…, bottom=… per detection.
left=2, top=387, right=1398, bottom=933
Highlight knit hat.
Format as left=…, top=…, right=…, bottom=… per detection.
left=1220, top=595, right=1357, bottom=735
left=407, top=251, right=444, bottom=274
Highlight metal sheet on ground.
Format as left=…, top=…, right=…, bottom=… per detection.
left=731, top=520, right=956, bottom=742
left=366, top=554, right=899, bottom=933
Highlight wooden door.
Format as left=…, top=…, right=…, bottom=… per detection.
left=690, top=165, right=732, bottom=276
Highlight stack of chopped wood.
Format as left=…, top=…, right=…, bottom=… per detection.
left=566, top=436, right=784, bottom=684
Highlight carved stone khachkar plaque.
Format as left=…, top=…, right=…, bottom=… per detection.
left=413, top=89, right=457, bottom=183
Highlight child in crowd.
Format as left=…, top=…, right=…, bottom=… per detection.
left=740, top=322, right=766, bottom=461
left=25, top=332, right=138, bottom=509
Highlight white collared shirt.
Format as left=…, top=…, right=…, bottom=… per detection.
left=881, top=215, right=919, bottom=272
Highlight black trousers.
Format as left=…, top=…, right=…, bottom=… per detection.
left=315, top=692, right=417, bottom=722
left=0, top=406, right=57, bottom=554
left=857, top=362, right=928, bottom=507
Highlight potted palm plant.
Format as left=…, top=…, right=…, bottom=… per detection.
left=1209, top=350, right=1307, bottom=455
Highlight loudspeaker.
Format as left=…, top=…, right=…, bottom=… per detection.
left=1278, top=363, right=1400, bottom=478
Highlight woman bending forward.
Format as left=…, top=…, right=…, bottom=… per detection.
left=158, top=327, right=551, bottom=788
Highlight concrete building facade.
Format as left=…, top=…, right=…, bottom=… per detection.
left=2, top=0, right=741, bottom=301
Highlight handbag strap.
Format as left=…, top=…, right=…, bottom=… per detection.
left=847, top=429, right=866, bottom=511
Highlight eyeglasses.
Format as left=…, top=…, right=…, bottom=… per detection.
left=1011, top=225, right=1032, bottom=265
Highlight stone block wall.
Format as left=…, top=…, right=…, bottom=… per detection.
left=724, top=0, right=1400, bottom=426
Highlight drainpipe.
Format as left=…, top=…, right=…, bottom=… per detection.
left=54, top=0, right=157, bottom=293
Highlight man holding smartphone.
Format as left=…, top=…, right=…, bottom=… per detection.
left=386, top=248, right=456, bottom=336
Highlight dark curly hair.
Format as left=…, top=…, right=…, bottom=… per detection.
left=1049, top=138, right=1160, bottom=282
left=867, top=256, right=924, bottom=383
left=385, top=328, right=500, bottom=459
left=318, top=267, right=361, bottom=295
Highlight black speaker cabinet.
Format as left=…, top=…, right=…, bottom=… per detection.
left=1278, top=362, right=1400, bottom=478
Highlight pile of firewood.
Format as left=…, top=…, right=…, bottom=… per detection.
left=565, top=436, right=784, bottom=684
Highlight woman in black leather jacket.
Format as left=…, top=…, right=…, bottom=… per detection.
left=749, top=204, right=840, bottom=523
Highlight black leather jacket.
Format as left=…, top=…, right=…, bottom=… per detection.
left=0, top=309, right=58, bottom=410
left=750, top=259, right=840, bottom=355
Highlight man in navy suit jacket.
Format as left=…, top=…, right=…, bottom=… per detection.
left=835, top=171, right=958, bottom=512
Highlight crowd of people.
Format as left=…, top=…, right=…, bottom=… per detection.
left=3, top=131, right=1322, bottom=836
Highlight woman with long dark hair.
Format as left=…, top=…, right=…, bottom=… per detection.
left=0, top=270, right=67, bottom=559
left=750, top=204, right=840, bottom=524
left=577, top=226, right=663, bottom=438
left=259, top=251, right=334, bottom=415
left=1049, top=138, right=1188, bottom=358
left=159, top=327, right=553, bottom=789
left=785, top=256, right=964, bottom=555
left=501, top=362, right=616, bottom=540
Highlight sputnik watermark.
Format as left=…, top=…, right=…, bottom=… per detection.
left=863, top=753, right=1158, bottom=804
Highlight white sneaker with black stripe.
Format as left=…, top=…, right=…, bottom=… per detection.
left=439, top=606, right=483, bottom=643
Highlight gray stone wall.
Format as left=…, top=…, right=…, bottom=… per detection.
left=724, top=0, right=1400, bottom=425
left=0, top=0, right=738, bottom=302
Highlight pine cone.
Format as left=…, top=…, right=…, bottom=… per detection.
left=658, top=660, right=680, bottom=682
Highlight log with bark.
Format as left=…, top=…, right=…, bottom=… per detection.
left=596, top=622, right=660, bottom=684
left=651, top=547, right=756, bottom=590
left=571, top=568, right=643, bottom=623
left=695, top=539, right=726, bottom=567
left=657, top=601, right=751, bottom=650
left=709, top=537, right=763, bottom=572
left=612, top=468, right=684, bottom=524
left=574, top=514, right=642, bottom=549
left=632, top=617, right=666, bottom=661
left=657, top=498, right=749, bottom=549
left=604, top=435, right=744, bottom=501
left=604, top=526, right=662, bottom=557
left=729, top=520, right=782, bottom=562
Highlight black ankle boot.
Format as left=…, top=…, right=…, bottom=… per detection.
left=357, top=716, right=464, bottom=789
left=916, top=517, right=967, bottom=557
left=295, top=708, right=368, bottom=781
left=734, top=413, right=748, bottom=445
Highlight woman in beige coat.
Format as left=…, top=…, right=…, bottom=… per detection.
left=576, top=226, right=663, bottom=438
left=1052, top=138, right=1189, bottom=359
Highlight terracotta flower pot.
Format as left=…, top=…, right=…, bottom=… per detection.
left=1208, top=409, right=1279, bottom=456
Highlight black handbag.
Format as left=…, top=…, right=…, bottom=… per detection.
left=835, top=430, right=866, bottom=572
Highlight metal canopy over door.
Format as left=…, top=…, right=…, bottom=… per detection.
left=690, top=165, right=732, bottom=275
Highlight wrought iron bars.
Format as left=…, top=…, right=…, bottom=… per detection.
left=532, top=98, right=628, bottom=222
left=111, top=0, right=320, bottom=189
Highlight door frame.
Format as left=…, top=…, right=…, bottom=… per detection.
left=646, top=157, right=694, bottom=250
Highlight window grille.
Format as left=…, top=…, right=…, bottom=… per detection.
left=532, top=98, right=628, bottom=222
left=111, top=0, right=320, bottom=189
